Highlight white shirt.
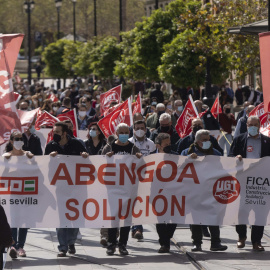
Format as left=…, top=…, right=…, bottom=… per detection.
left=128, top=136, right=156, bottom=156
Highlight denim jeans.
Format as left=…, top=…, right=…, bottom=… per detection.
left=56, top=228, right=79, bottom=252
left=12, top=228, right=28, bottom=249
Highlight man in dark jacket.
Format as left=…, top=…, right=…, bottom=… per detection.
left=150, top=83, right=164, bottom=103
left=45, top=122, right=88, bottom=257
left=228, top=116, right=270, bottom=251
left=22, top=124, right=43, bottom=155
left=177, top=118, right=223, bottom=155
left=150, top=113, right=180, bottom=152
left=56, top=97, right=71, bottom=116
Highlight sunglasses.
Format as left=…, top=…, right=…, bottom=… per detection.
left=14, top=137, right=23, bottom=141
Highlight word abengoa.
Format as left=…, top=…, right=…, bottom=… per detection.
left=51, top=159, right=199, bottom=186
left=2, top=155, right=270, bottom=227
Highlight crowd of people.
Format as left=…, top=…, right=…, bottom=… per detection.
left=0, top=77, right=267, bottom=260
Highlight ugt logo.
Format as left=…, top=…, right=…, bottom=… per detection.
left=213, top=176, right=240, bottom=204
left=0, top=177, right=38, bottom=195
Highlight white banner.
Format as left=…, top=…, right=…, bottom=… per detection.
left=1, top=154, right=270, bottom=228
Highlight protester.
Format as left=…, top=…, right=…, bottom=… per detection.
left=146, top=103, right=166, bottom=130
left=77, top=104, right=91, bottom=130
left=41, top=99, right=53, bottom=114
left=56, top=97, right=71, bottom=116
left=218, top=104, right=236, bottom=153
left=235, top=84, right=243, bottom=106
left=129, top=113, right=151, bottom=138
left=44, top=122, right=88, bottom=257
left=84, top=122, right=106, bottom=155
left=228, top=116, right=270, bottom=251
left=234, top=105, right=255, bottom=138
left=101, top=123, right=142, bottom=256
left=171, top=99, right=183, bottom=126
left=225, top=83, right=234, bottom=101
left=236, top=101, right=251, bottom=122
left=155, top=133, right=177, bottom=253
left=81, top=96, right=96, bottom=117
left=177, top=118, right=223, bottom=155
left=150, top=83, right=164, bottom=103
left=3, top=131, right=34, bottom=259
left=181, top=129, right=227, bottom=252
left=51, top=102, right=61, bottom=116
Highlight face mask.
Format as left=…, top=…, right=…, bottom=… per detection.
left=24, top=95, right=30, bottom=99
left=134, top=129, right=145, bottom=138
left=33, top=100, right=38, bottom=104
left=38, top=98, right=43, bottom=102
left=81, top=102, right=86, bottom=106
left=151, top=102, right=157, bottom=106
left=202, top=141, right=211, bottom=150
left=53, top=107, right=58, bottom=112
left=118, top=134, right=129, bottom=143
left=177, top=106, right=183, bottom=112
left=248, top=126, right=259, bottom=137
left=163, top=145, right=171, bottom=154
left=53, top=134, right=62, bottom=143
left=28, top=100, right=32, bottom=105
left=13, top=141, right=24, bottom=150
left=167, top=105, right=172, bottom=110
left=29, top=126, right=36, bottom=134
left=96, top=95, right=100, bottom=99
left=193, top=126, right=202, bottom=134
left=67, top=129, right=73, bottom=137
left=79, top=111, right=86, bottom=117
left=89, top=130, right=97, bottom=138
left=160, top=125, right=170, bottom=132
left=141, top=109, right=145, bottom=115
left=225, top=109, right=230, bottom=114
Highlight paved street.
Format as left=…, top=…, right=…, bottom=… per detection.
left=5, top=225, right=270, bottom=270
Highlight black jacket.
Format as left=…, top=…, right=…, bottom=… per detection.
left=22, top=133, right=43, bottom=155
left=45, top=136, right=86, bottom=155
left=150, top=126, right=180, bottom=152
left=228, top=132, right=270, bottom=158
left=201, top=110, right=220, bottom=130
left=177, top=133, right=223, bottom=155
left=150, top=89, right=164, bottom=103
left=0, top=205, right=12, bottom=250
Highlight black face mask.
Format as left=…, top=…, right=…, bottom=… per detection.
left=225, top=109, right=230, bottom=114
left=53, top=134, right=62, bottom=143
left=161, top=125, right=170, bottom=133
left=67, top=129, right=74, bottom=137
left=163, top=145, right=171, bottom=154
left=193, top=126, right=202, bottom=134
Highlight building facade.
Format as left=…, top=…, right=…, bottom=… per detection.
left=144, top=0, right=173, bottom=17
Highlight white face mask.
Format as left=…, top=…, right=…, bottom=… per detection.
left=79, top=111, right=87, bottom=117
left=53, top=107, right=58, bottom=112
left=202, top=141, right=211, bottom=150
left=134, top=129, right=145, bottom=138
left=13, top=141, right=24, bottom=150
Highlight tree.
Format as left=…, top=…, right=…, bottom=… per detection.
left=42, top=39, right=74, bottom=79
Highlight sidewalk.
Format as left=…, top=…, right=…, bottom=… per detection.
left=5, top=225, right=270, bottom=270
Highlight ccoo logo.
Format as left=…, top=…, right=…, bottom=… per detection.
left=213, top=176, right=240, bottom=204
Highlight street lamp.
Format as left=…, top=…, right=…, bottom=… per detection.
left=94, top=0, right=97, bottom=37
left=55, top=0, right=62, bottom=40
left=155, top=0, right=159, bottom=10
left=71, top=0, right=76, bottom=42
left=119, top=0, right=123, bottom=41
left=23, top=0, right=35, bottom=85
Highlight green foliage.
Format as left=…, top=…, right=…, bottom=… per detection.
left=42, top=39, right=74, bottom=78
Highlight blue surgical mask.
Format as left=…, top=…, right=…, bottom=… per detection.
left=178, top=106, right=183, bottom=112
left=89, top=130, right=97, bottom=138
left=118, top=134, right=129, bottom=143
left=151, top=102, right=157, bottom=106
left=29, top=126, right=36, bottom=134
left=202, top=141, right=211, bottom=150
left=248, top=126, right=259, bottom=137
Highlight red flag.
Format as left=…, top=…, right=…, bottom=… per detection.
left=0, top=34, right=24, bottom=112
left=46, top=129, right=54, bottom=145
left=18, top=108, right=39, bottom=132
left=98, top=98, right=133, bottom=138
left=259, top=32, right=270, bottom=112
left=210, top=95, right=222, bottom=119
left=57, top=109, right=78, bottom=137
left=132, top=92, right=142, bottom=115
left=104, top=103, right=122, bottom=117
left=0, top=109, right=22, bottom=145
left=48, top=93, right=59, bottom=102
left=175, top=96, right=198, bottom=138
left=35, top=110, right=59, bottom=130
left=249, top=102, right=264, bottom=117
left=100, top=85, right=122, bottom=115
left=259, top=112, right=270, bottom=137
left=13, top=92, right=21, bottom=105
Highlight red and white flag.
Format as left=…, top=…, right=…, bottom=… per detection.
left=13, top=92, right=22, bottom=105
left=210, top=95, right=222, bottom=119
left=0, top=34, right=24, bottom=144
left=48, top=93, right=59, bottom=102
left=175, top=96, right=199, bottom=138
left=35, top=110, right=59, bottom=130
left=100, top=85, right=122, bottom=115
left=259, top=112, right=270, bottom=137
left=132, top=92, right=142, bottom=115
left=249, top=102, right=264, bottom=117
left=98, top=97, right=133, bottom=138
left=57, top=109, right=78, bottom=137
left=104, top=103, right=122, bottom=117
left=18, top=108, right=40, bottom=132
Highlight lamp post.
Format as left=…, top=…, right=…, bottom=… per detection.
left=119, top=0, right=123, bottom=42
left=94, top=0, right=97, bottom=37
left=71, top=0, right=76, bottom=42
left=55, top=0, right=62, bottom=40
left=23, top=0, right=35, bottom=85
left=155, top=0, right=159, bottom=10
